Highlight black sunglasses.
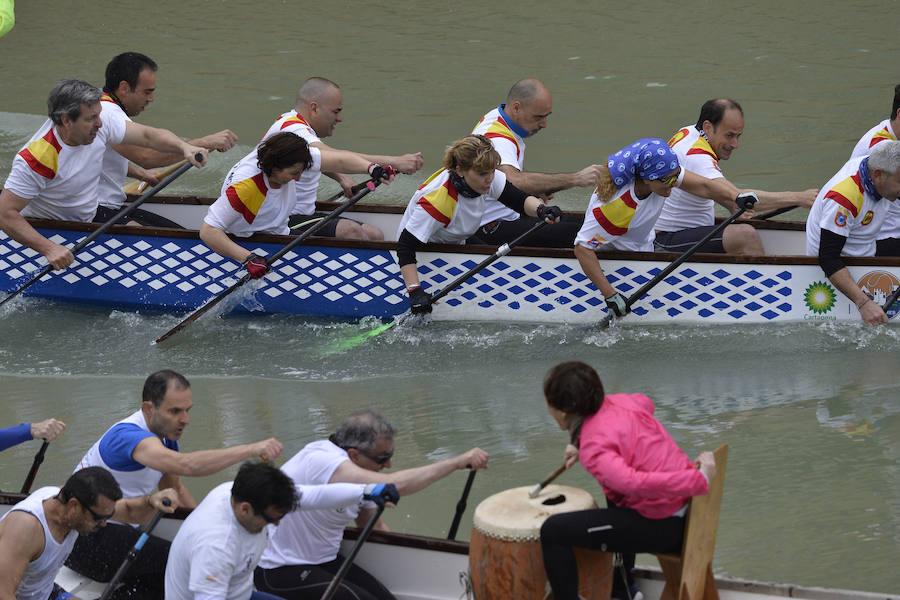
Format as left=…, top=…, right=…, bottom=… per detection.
left=79, top=498, right=116, bottom=523
left=353, top=447, right=394, bottom=465
left=254, top=507, right=288, bottom=524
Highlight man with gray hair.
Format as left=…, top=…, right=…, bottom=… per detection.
left=0, top=78, right=208, bottom=270
left=256, top=77, right=424, bottom=241
left=253, top=409, right=489, bottom=600
left=466, top=78, right=604, bottom=247
left=806, top=140, right=900, bottom=325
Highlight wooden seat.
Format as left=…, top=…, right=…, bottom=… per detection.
left=655, top=443, right=728, bottom=600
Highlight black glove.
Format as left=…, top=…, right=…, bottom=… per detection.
left=536, top=204, right=563, bottom=223
left=735, top=192, right=759, bottom=211
left=363, top=483, right=400, bottom=507
left=605, top=292, right=629, bottom=317
left=408, top=285, right=433, bottom=314
left=242, top=253, right=269, bottom=279
left=368, top=163, right=396, bottom=182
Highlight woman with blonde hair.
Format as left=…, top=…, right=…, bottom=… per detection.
left=396, top=134, right=562, bottom=314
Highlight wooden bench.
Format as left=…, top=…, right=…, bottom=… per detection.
left=655, top=443, right=729, bottom=600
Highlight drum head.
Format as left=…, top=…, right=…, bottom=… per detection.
left=472, top=484, right=597, bottom=541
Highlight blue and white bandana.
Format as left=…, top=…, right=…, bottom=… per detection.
left=858, top=156, right=882, bottom=201
left=607, top=138, right=680, bottom=188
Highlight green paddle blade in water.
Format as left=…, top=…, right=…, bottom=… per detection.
left=320, top=320, right=398, bottom=355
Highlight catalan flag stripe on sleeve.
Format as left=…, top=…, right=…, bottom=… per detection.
left=18, top=129, right=62, bottom=180
left=869, top=126, right=897, bottom=148
left=226, top=173, right=268, bottom=224
left=824, top=173, right=864, bottom=218
left=417, top=179, right=459, bottom=227
left=592, top=190, right=637, bottom=236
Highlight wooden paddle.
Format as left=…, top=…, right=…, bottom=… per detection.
left=596, top=194, right=757, bottom=328
left=154, top=179, right=382, bottom=344
left=528, top=462, right=567, bottom=499
left=0, top=155, right=201, bottom=309
left=325, top=220, right=549, bottom=354
left=98, top=498, right=171, bottom=600
left=20, top=441, right=49, bottom=494
left=320, top=504, right=385, bottom=600
left=121, top=160, right=187, bottom=195
left=447, top=469, right=477, bottom=540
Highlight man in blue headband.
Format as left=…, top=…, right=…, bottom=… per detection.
left=654, top=98, right=817, bottom=255
left=468, top=78, right=605, bottom=247
left=806, top=140, right=900, bottom=325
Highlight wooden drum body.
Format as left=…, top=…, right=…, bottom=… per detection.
left=469, top=485, right=612, bottom=599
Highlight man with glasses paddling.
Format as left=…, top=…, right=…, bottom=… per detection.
left=0, top=466, right=177, bottom=600
left=654, top=98, right=816, bottom=255
left=165, top=461, right=398, bottom=600
left=64, top=370, right=283, bottom=600
left=254, top=409, right=488, bottom=600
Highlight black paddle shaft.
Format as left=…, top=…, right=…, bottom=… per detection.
left=320, top=504, right=386, bottom=600
left=447, top=469, right=477, bottom=540
left=20, top=441, right=49, bottom=494
left=0, top=156, right=200, bottom=309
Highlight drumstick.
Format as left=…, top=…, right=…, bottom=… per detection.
left=529, top=462, right=567, bottom=498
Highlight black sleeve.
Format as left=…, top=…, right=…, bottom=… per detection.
left=496, top=180, right=529, bottom=215
left=818, top=228, right=848, bottom=277
left=396, top=229, right=423, bottom=267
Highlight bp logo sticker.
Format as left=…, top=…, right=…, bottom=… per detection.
left=804, top=281, right=836, bottom=314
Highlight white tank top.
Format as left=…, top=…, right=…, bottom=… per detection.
left=0, top=487, right=78, bottom=600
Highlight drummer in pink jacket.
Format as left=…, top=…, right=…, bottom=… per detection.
left=540, top=361, right=716, bottom=600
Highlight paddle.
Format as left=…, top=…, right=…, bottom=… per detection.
left=0, top=154, right=201, bottom=309
left=121, top=159, right=187, bottom=195
left=98, top=497, right=171, bottom=600
left=447, top=469, right=477, bottom=540
left=882, top=285, right=900, bottom=314
left=528, top=462, right=567, bottom=499
left=289, top=179, right=374, bottom=230
left=154, top=179, right=382, bottom=344
left=596, top=194, right=757, bottom=328
left=326, top=220, right=549, bottom=353
left=751, top=205, right=799, bottom=221
left=320, top=504, right=385, bottom=600
left=19, top=441, right=49, bottom=494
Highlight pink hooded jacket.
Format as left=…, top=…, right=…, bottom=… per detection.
left=578, top=393, right=709, bottom=519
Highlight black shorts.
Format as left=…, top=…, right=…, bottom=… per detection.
left=876, top=237, right=900, bottom=257
left=466, top=214, right=583, bottom=248
left=654, top=226, right=726, bottom=254
left=287, top=212, right=365, bottom=237
left=93, top=205, right=183, bottom=229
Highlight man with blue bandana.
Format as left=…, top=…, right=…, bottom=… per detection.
left=806, top=140, right=900, bottom=325
left=574, top=139, right=738, bottom=319
left=468, top=79, right=605, bottom=247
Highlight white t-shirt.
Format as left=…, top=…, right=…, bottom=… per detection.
left=471, top=107, right=527, bottom=225
left=258, top=440, right=375, bottom=568
left=5, top=116, right=126, bottom=222
left=165, top=483, right=266, bottom=600
left=397, top=168, right=508, bottom=245
left=575, top=169, right=686, bottom=252
left=96, top=94, right=132, bottom=209
left=850, top=119, right=900, bottom=240
left=207, top=146, right=323, bottom=237
left=805, top=156, right=891, bottom=256
left=654, top=126, right=724, bottom=232
left=260, top=110, right=322, bottom=216
left=0, top=487, right=78, bottom=600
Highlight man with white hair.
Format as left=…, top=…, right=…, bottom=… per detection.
left=806, top=140, right=900, bottom=325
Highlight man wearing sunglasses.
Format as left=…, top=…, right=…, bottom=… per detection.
left=66, top=370, right=284, bottom=599
left=654, top=98, right=816, bottom=255
left=0, top=466, right=177, bottom=600
left=254, top=409, right=489, bottom=600
left=166, top=461, right=397, bottom=600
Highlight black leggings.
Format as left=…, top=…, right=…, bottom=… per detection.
left=540, top=505, right=685, bottom=600
left=64, top=522, right=170, bottom=600
left=254, top=556, right=395, bottom=600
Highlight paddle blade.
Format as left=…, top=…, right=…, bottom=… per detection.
left=320, top=320, right=397, bottom=355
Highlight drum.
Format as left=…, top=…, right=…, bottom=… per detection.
left=469, top=484, right=613, bottom=599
